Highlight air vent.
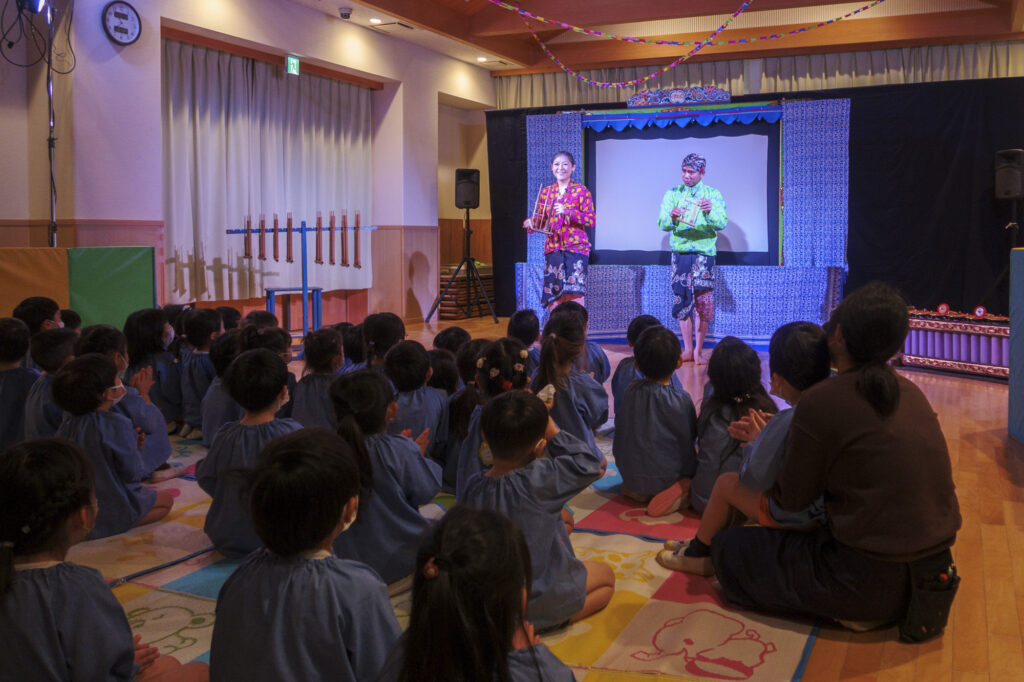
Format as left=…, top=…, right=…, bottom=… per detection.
left=372, top=21, right=415, bottom=33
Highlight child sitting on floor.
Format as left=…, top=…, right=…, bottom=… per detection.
left=180, top=308, right=223, bottom=441
left=13, top=297, right=62, bottom=373
left=75, top=324, right=176, bottom=480
left=336, top=322, right=364, bottom=374
left=238, top=325, right=296, bottom=419
left=376, top=505, right=575, bottom=682
left=441, top=337, right=490, bottom=491
left=531, top=311, right=608, bottom=465
left=210, top=428, right=400, bottom=681
left=552, top=301, right=610, bottom=385
left=658, top=321, right=831, bottom=575
left=610, top=315, right=684, bottom=416
left=0, top=318, right=41, bottom=449
left=196, top=349, right=301, bottom=557
left=689, top=337, right=778, bottom=514
left=53, top=354, right=174, bottom=538
left=432, top=326, right=470, bottom=356
left=329, top=370, right=442, bottom=592
left=23, top=327, right=78, bottom=439
left=292, top=327, right=344, bottom=430
left=453, top=337, right=532, bottom=498
left=362, top=312, right=406, bottom=371
left=612, top=325, right=698, bottom=517
left=385, top=340, right=448, bottom=463
left=461, top=390, right=615, bottom=631
left=0, top=438, right=207, bottom=681
left=507, top=309, right=541, bottom=378
left=124, top=308, right=181, bottom=434
left=426, top=348, right=458, bottom=396
left=200, top=330, right=243, bottom=445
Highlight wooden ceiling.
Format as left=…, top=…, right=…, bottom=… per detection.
left=351, top=0, right=1024, bottom=74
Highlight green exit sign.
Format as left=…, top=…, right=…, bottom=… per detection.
left=286, top=55, right=300, bottom=76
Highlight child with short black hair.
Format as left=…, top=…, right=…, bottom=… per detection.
left=337, top=322, right=365, bottom=373
left=292, top=327, right=343, bottom=430
left=384, top=340, right=448, bottom=463
left=210, top=428, right=400, bottom=681
left=215, top=305, right=241, bottom=330
left=24, top=328, right=78, bottom=439
left=123, top=308, right=181, bottom=431
left=610, top=314, right=683, bottom=415
left=53, top=354, right=174, bottom=537
left=200, top=330, right=244, bottom=446
left=659, top=322, right=830, bottom=575
left=426, top=348, right=458, bottom=396
left=531, top=311, right=608, bottom=465
left=180, top=308, right=223, bottom=440
left=613, top=325, right=697, bottom=517
left=688, top=337, right=778, bottom=514
left=329, top=370, right=442, bottom=590
left=0, top=438, right=206, bottom=681
left=462, top=390, right=615, bottom=630
left=196, top=349, right=301, bottom=557
left=377, top=505, right=574, bottom=682
left=432, top=326, right=470, bottom=355
left=552, top=300, right=610, bottom=384
left=453, top=337, right=532, bottom=498
left=363, top=312, right=405, bottom=369
left=12, top=296, right=62, bottom=334
left=0, top=318, right=38, bottom=449
left=59, top=308, right=81, bottom=331
left=507, top=309, right=541, bottom=377
left=75, top=325, right=176, bottom=479
left=238, top=324, right=296, bottom=418
left=242, top=309, right=278, bottom=329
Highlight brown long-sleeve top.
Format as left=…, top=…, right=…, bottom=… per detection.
left=771, top=370, right=961, bottom=562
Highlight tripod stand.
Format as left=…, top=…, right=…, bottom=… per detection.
left=977, top=198, right=1021, bottom=312
left=425, top=207, right=498, bottom=323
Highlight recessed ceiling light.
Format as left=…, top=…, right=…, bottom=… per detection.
left=369, top=17, right=382, bottom=24
left=476, top=56, right=488, bottom=62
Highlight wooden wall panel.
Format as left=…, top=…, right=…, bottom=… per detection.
left=369, top=226, right=410, bottom=318
left=403, top=226, right=440, bottom=322
left=439, top=218, right=492, bottom=265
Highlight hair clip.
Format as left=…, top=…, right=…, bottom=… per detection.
left=519, top=350, right=529, bottom=359
left=489, top=368, right=500, bottom=379
left=513, top=363, right=524, bottom=373
left=21, top=525, right=31, bottom=535
left=476, top=358, right=485, bottom=369
left=423, top=556, right=440, bottom=580
left=501, top=380, right=513, bottom=391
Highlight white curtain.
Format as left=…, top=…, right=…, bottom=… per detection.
left=162, top=39, right=373, bottom=303
left=496, top=40, right=1024, bottom=108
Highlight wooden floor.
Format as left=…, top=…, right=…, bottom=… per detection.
left=406, top=316, right=1024, bottom=682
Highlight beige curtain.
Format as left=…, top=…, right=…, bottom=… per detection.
left=496, top=40, right=1024, bottom=108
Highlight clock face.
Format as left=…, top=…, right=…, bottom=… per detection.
left=102, top=1, right=141, bottom=46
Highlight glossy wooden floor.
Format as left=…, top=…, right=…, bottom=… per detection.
left=407, top=316, right=1024, bottom=681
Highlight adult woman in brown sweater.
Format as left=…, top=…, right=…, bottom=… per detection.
left=710, top=281, right=961, bottom=633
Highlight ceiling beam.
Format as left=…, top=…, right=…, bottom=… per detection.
left=355, top=0, right=539, bottom=65
left=498, top=8, right=1019, bottom=73
left=470, top=0, right=860, bottom=38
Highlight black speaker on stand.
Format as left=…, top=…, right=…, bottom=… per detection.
left=425, top=169, right=498, bottom=323
left=977, top=150, right=1022, bottom=312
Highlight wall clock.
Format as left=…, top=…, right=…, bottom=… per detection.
left=102, top=1, right=141, bottom=46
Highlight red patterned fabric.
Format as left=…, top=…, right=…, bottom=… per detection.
left=535, top=181, right=594, bottom=256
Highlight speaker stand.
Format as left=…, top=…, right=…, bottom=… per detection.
left=425, top=207, right=498, bottom=324
left=977, top=199, right=1020, bottom=311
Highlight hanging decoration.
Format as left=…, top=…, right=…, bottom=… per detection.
left=488, top=0, right=887, bottom=48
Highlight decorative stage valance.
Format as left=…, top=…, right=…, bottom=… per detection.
left=581, top=102, right=782, bottom=133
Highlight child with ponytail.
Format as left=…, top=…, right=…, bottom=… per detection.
left=377, top=505, right=574, bottom=682
left=0, top=438, right=206, bottom=681
left=452, top=337, right=532, bottom=498
left=530, top=311, right=608, bottom=465
left=123, top=307, right=182, bottom=433
left=329, top=370, right=442, bottom=592
left=292, top=327, right=344, bottom=430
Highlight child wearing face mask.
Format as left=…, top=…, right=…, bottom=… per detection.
left=124, top=308, right=183, bottom=435
left=53, top=354, right=175, bottom=538
left=75, top=325, right=178, bottom=482
left=196, top=349, right=302, bottom=558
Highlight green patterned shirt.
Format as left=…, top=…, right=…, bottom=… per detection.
left=657, top=181, right=728, bottom=256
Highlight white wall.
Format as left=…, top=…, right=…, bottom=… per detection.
left=438, top=106, right=490, bottom=220
left=7, top=0, right=496, bottom=228
left=0, top=35, right=29, bottom=219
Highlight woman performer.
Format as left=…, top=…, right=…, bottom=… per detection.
left=523, top=151, right=595, bottom=311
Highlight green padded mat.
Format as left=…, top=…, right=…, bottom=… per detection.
left=68, top=247, right=155, bottom=328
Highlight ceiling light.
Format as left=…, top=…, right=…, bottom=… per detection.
left=476, top=56, right=488, bottom=62
left=369, top=17, right=382, bottom=24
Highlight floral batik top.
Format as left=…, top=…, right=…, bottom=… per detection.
left=535, top=182, right=595, bottom=256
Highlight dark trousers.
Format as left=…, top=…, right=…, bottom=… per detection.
left=712, top=526, right=910, bottom=623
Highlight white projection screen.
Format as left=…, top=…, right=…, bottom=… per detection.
left=585, top=123, right=780, bottom=266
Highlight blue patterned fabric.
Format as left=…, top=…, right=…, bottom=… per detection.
left=583, top=104, right=782, bottom=132
left=526, top=113, right=583, bottom=266
left=782, top=99, right=850, bottom=269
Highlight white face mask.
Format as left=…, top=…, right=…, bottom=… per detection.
left=108, top=383, right=127, bottom=406
left=162, top=327, right=175, bottom=350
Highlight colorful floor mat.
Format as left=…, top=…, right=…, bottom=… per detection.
left=78, top=433, right=817, bottom=680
